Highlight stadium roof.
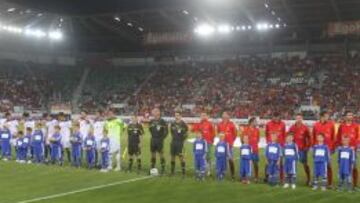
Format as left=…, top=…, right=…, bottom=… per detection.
left=2, top=0, right=360, bottom=52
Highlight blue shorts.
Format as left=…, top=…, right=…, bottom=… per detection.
left=251, top=153, right=259, bottom=163
left=298, top=150, right=308, bottom=164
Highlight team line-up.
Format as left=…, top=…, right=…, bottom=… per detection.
left=0, top=108, right=359, bottom=192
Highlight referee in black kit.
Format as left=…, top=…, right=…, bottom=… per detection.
left=169, top=111, right=188, bottom=177
left=149, top=107, right=168, bottom=175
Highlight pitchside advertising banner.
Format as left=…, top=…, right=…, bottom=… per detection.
left=328, top=20, right=360, bottom=36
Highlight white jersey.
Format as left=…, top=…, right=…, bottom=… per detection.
left=46, top=119, right=58, bottom=144
left=0, top=118, right=7, bottom=129
left=24, top=120, right=36, bottom=131
left=6, top=119, right=19, bottom=135
left=93, top=120, right=105, bottom=138
left=79, top=119, right=91, bottom=139
left=93, top=120, right=105, bottom=150
left=59, top=120, right=72, bottom=148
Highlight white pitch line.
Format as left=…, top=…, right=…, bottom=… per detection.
left=18, top=176, right=152, bottom=203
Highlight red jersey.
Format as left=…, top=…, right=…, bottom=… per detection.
left=192, top=119, right=215, bottom=144
left=336, top=122, right=359, bottom=148
left=312, top=120, right=336, bottom=151
left=265, top=120, right=286, bottom=146
left=288, top=123, right=311, bottom=151
left=217, top=120, right=237, bottom=146
left=242, top=126, right=260, bottom=154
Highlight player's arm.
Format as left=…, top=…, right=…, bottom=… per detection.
left=311, top=125, right=317, bottom=146
left=335, top=124, right=342, bottom=147
left=304, top=126, right=311, bottom=150
left=232, top=123, right=238, bottom=139
left=356, top=125, right=360, bottom=150
left=331, top=122, right=336, bottom=144
left=256, top=128, right=260, bottom=144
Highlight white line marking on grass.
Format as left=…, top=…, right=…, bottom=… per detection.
left=18, top=176, right=152, bottom=203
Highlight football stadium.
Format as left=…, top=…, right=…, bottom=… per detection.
left=0, top=0, right=360, bottom=202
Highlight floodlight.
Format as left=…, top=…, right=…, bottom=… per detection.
left=194, top=24, right=215, bottom=36
left=217, top=24, right=231, bottom=34
left=48, top=31, right=63, bottom=40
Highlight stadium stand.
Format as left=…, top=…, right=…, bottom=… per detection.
left=1, top=54, right=359, bottom=119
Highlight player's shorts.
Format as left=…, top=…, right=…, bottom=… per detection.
left=298, top=150, right=308, bottom=164
left=240, top=159, right=252, bottom=177
left=314, top=162, right=327, bottom=178
left=150, top=139, right=164, bottom=153
left=251, top=153, right=259, bottom=163
left=284, top=159, right=297, bottom=175
left=109, top=136, right=120, bottom=153
left=128, top=144, right=141, bottom=156
left=170, top=142, right=184, bottom=156
left=267, top=160, right=279, bottom=176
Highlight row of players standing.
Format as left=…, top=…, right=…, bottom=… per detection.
left=1, top=108, right=359, bottom=188
left=0, top=110, right=126, bottom=171
left=187, top=110, right=359, bottom=189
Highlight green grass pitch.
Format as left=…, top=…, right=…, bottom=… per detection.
left=1, top=128, right=360, bottom=203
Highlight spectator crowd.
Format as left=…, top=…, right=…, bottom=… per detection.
left=0, top=54, right=359, bottom=120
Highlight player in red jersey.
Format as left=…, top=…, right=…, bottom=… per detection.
left=265, top=112, right=286, bottom=182
left=312, top=111, right=336, bottom=187
left=336, top=111, right=359, bottom=189
left=217, top=111, right=237, bottom=180
left=265, top=112, right=286, bottom=146
left=241, top=117, right=260, bottom=182
left=265, top=112, right=286, bottom=183
left=288, top=113, right=311, bottom=185
left=192, top=111, right=215, bottom=176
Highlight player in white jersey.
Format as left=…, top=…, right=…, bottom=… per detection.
left=79, top=111, right=91, bottom=139
left=0, top=112, right=11, bottom=129
left=93, top=110, right=105, bottom=166
left=6, top=117, right=19, bottom=137
left=23, top=112, right=36, bottom=132
left=45, top=114, right=58, bottom=161
left=58, top=113, right=72, bottom=163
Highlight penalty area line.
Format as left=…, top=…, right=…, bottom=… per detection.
left=18, top=176, right=153, bottom=203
